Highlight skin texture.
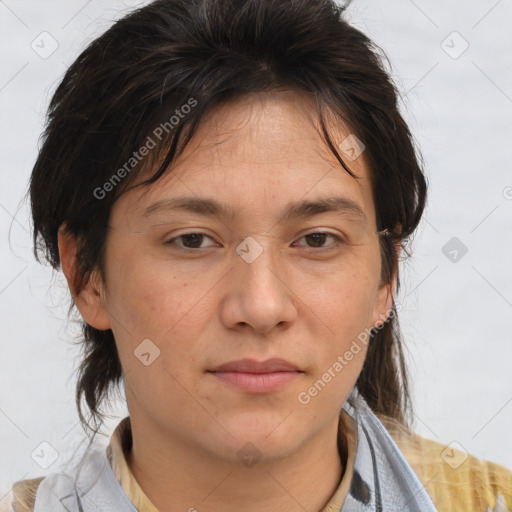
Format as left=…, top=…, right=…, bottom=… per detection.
left=59, top=90, right=396, bottom=512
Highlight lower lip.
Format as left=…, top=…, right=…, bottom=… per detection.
left=209, top=371, right=301, bottom=393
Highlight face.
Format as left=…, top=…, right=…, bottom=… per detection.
left=74, top=90, right=394, bottom=463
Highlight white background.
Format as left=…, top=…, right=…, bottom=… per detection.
left=1, top=0, right=511, bottom=494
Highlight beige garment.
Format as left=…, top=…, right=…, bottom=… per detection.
left=105, top=410, right=358, bottom=512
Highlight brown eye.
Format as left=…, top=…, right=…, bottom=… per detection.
left=295, top=231, right=343, bottom=249
left=180, top=233, right=205, bottom=248
left=164, top=232, right=216, bottom=249
left=305, top=233, right=329, bottom=248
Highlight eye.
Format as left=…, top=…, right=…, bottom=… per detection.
left=164, top=232, right=217, bottom=249
left=294, top=231, right=344, bottom=249
left=164, top=230, right=344, bottom=251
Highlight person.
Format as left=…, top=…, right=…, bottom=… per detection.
left=7, top=0, right=511, bottom=510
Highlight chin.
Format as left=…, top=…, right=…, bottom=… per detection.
left=220, top=417, right=302, bottom=451
left=208, top=432, right=300, bottom=467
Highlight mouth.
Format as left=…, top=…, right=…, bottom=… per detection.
left=207, top=358, right=303, bottom=393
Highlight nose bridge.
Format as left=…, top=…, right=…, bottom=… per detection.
left=234, top=233, right=284, bottom=290
left=225, top=233, right=297, bottom=332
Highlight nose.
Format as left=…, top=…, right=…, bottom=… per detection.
left=218, top=236, right=299, bottom=335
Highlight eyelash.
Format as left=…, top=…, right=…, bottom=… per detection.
left=163, top=231, right=345, bottom=251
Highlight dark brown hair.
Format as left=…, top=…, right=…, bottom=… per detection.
left=30, top=0, right=426, bottom=435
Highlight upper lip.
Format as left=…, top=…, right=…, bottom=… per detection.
left=209, top=358, right=301, bottom=373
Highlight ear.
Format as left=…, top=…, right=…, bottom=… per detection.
left=58, top=226, right=112, bottom=331
left=370, top=237, right=400, bottom=328
left=371, top=281, right=394, bottom=329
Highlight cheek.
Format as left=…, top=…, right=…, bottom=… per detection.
left=108, top=259, right=208, bottom=415
left=106, top=250, right=213, bottom=373
left=106, top=247, right=187, bottom=331
left=294, top=272, right=375, bottom=409
left=298, top=256, right=380, bottom=385
left=308, top=264, right=378, bottom=332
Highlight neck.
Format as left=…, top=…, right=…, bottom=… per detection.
left=126, top=414, right=346, bottom=512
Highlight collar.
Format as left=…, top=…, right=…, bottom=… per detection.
left=33, top=391, right=437, bottom=511
left=341, top=391, right=438, bottom=511
left=106, top=409, right=358, bottom=511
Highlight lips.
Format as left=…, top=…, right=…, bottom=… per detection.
left=208, top=358, right=300, bottom=373
left=207, top=358, right=303, bottom=393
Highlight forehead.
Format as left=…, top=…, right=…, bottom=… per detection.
left=113, top=90, right=375, bottom=226
left=179, top=90, right=363, bottom=167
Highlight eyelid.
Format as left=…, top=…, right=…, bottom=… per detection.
left=298, top=228, right=345, bottom=239
left=293, top=229, right=345, bottom=248
left=164, top=229, right=346, bottom=250
left=164, top=231, right=217, bottom=248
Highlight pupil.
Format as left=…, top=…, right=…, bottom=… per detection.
left=307, top=233, right=326, bottom=247
left=183, top=234, right=202, bottom=248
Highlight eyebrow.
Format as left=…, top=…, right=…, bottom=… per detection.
left=142, top=195, right=367, bottom=224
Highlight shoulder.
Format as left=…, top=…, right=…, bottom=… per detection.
left=383, top=419, right=512, bottom=512
left=5, top=477, right=45, bottom=512
left=6, top=446, right=105, bottom=512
